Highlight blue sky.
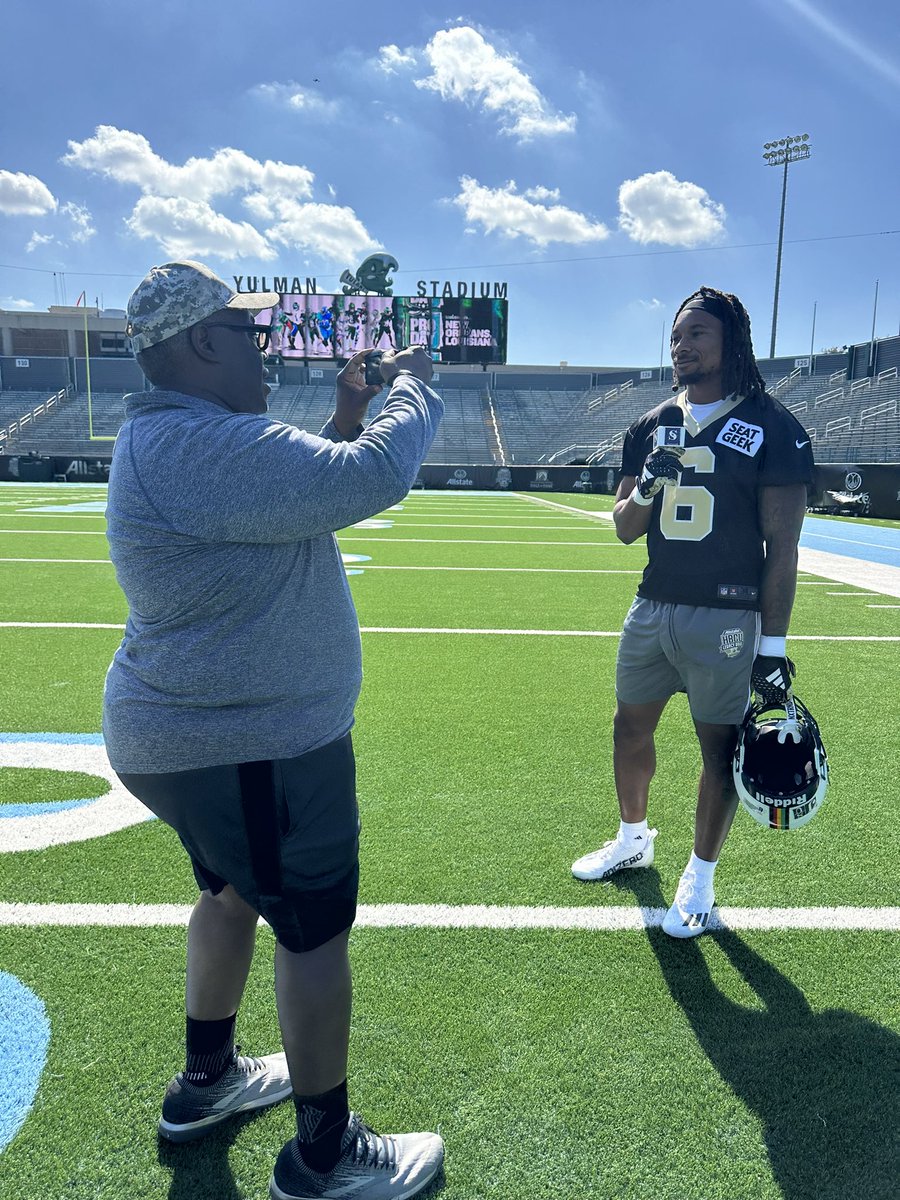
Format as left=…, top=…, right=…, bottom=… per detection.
left=0, top=0, right=897, bottom=366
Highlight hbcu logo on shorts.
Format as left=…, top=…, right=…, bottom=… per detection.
left=719, top=628, right=745, bottom=658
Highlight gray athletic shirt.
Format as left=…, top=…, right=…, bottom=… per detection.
left=102, top=373, right=442, bottom=773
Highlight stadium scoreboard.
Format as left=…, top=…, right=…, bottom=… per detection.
left=257, top=293, right=508, bottom=364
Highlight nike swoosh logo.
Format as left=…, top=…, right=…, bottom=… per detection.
left=796, top=439, right=809, bottom=448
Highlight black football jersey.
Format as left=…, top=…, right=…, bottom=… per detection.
left=621, top=391, right=815, bottom=609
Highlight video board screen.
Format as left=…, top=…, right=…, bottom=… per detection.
left=257, top=294, right=508, bottom=364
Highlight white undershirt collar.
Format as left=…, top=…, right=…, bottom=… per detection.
left=685, top=392, right=736, bottom=420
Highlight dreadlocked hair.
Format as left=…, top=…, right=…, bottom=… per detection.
left=672, top=286, right=767, bottom=401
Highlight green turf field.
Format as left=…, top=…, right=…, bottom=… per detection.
left=0, top=482, right=898, bottom=1200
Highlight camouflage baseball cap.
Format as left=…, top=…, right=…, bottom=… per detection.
left=125, top=261, right=279, bottom=352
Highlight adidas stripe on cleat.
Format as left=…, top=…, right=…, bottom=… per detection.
left=571, top=828, right=658, bottom=882
left=158, top=1049, right=292, bottom=1142
left=662, top=870, right=715, bottom=939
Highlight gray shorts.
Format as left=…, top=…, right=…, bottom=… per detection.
left=615, top=598, right=760, bottom=725
left=118, top=734, right=359, bottom=953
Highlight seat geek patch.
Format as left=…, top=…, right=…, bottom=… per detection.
left=715, top=418, right=763, bottom=457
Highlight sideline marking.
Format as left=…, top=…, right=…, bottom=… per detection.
left=521, top=495, right=615, bottom=523
left=799, top=548, right=900, bottom=599
left=0, top=902, right=897, bottom=932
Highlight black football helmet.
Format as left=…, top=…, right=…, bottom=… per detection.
left=733, top=695, right=829, bottom=830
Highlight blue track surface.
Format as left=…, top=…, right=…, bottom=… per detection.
left=800, top=517, right=900, bottom=570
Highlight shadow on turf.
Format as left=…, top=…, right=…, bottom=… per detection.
left=612, top=871, right=900, bottom=1200
left=157, top=1108, right=270, bottom=1200
left=157, top=1113, right=446, bottom=1200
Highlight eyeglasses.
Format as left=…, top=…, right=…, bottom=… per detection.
left=203, top=322, right=272, bottom=353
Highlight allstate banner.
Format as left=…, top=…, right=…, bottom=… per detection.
left=416, top=464, right=620, bottom=493
left=1, top=457, right=898, bottom=512
left=809, top=463, right=900, bottom=519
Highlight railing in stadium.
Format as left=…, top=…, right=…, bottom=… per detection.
left=0, top=387, right=69, bottom=449
left=815, top=388, right=844, bottom=408
left=860, top=399, right=898, bottom=424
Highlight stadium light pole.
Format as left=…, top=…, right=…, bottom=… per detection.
left=762, top=134, right=811, bottom=359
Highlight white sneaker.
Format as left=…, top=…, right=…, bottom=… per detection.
left=159, top=1049, right=292, bottom=1142
left=571, top=828, right=658, bottom=881
left=270, top=1113, right=444, bottom=1200
left=662, top=870, right=715, bottom=939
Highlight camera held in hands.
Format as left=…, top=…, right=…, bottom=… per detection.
left=364, top=351, right=386, bottom=387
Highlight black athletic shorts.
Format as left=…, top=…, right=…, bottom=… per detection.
left=117, top=734, right=359, bottom=953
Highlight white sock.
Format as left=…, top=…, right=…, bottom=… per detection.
left=619, top=819, right=648, bottom=841
left=686, top=851, right=717, bottom=884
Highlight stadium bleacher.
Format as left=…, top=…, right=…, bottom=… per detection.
left=2, top=361, right=899, bottom=465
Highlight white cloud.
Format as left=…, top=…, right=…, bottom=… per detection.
left=416, top=27, right=576, bottom=140
left=524, top=185, right=561, bottom=202
left=61, top=201, right=95, bottom=243
left=261, top=198, right=379, bottom=263
left=377, top=44, right=417, bottom=73
left=0, top=170, right=57, bottom=216
left=1, top=296, right=36, bottom=310
left=253, top=83, right=341, bottom=119
left=25, top=230, right=55, bottom=254
left=62, top=125, right=376, bottom=264
left=637, top=297, right=664, bottom=311
left=63, top=126, right=315, bottom=202
left=125, top=196, right=276, bottom=261
left=453, top=177, right=609, bottom=247
left=618, top=170, right=726, bottom=246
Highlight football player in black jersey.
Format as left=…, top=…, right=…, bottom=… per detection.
left=572, top=287, right=815, bottom=937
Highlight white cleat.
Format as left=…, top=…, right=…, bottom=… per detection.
left=571, top=828, right=658, bottom=882
left=662, top=870, right=715, bottom=939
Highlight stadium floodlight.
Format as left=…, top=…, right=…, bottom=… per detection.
left=762, top=133, right=813, bottom=358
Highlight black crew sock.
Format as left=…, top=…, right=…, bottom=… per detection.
left=294, top=1079, right=350, bottom=1173
left=184, top=1013, right=236, bottom=1086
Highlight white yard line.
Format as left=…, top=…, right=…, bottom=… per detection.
left=0, top=902, right=897, bottom=932
left=0, top=559, right=640, bottom=575
left=0, top=622, right=124, bottom=630
left=1, top=621, right=898, bottom=640
left=353, top=522, right=612, bottom=530
left=0, top=528, right=106, bottom=536
left=338, top=537, right=629, bottom=547
left=358, top=566, right=640, bottom=574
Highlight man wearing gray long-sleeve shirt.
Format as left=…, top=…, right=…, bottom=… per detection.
left=104, top=261, right=444, bottom=1200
